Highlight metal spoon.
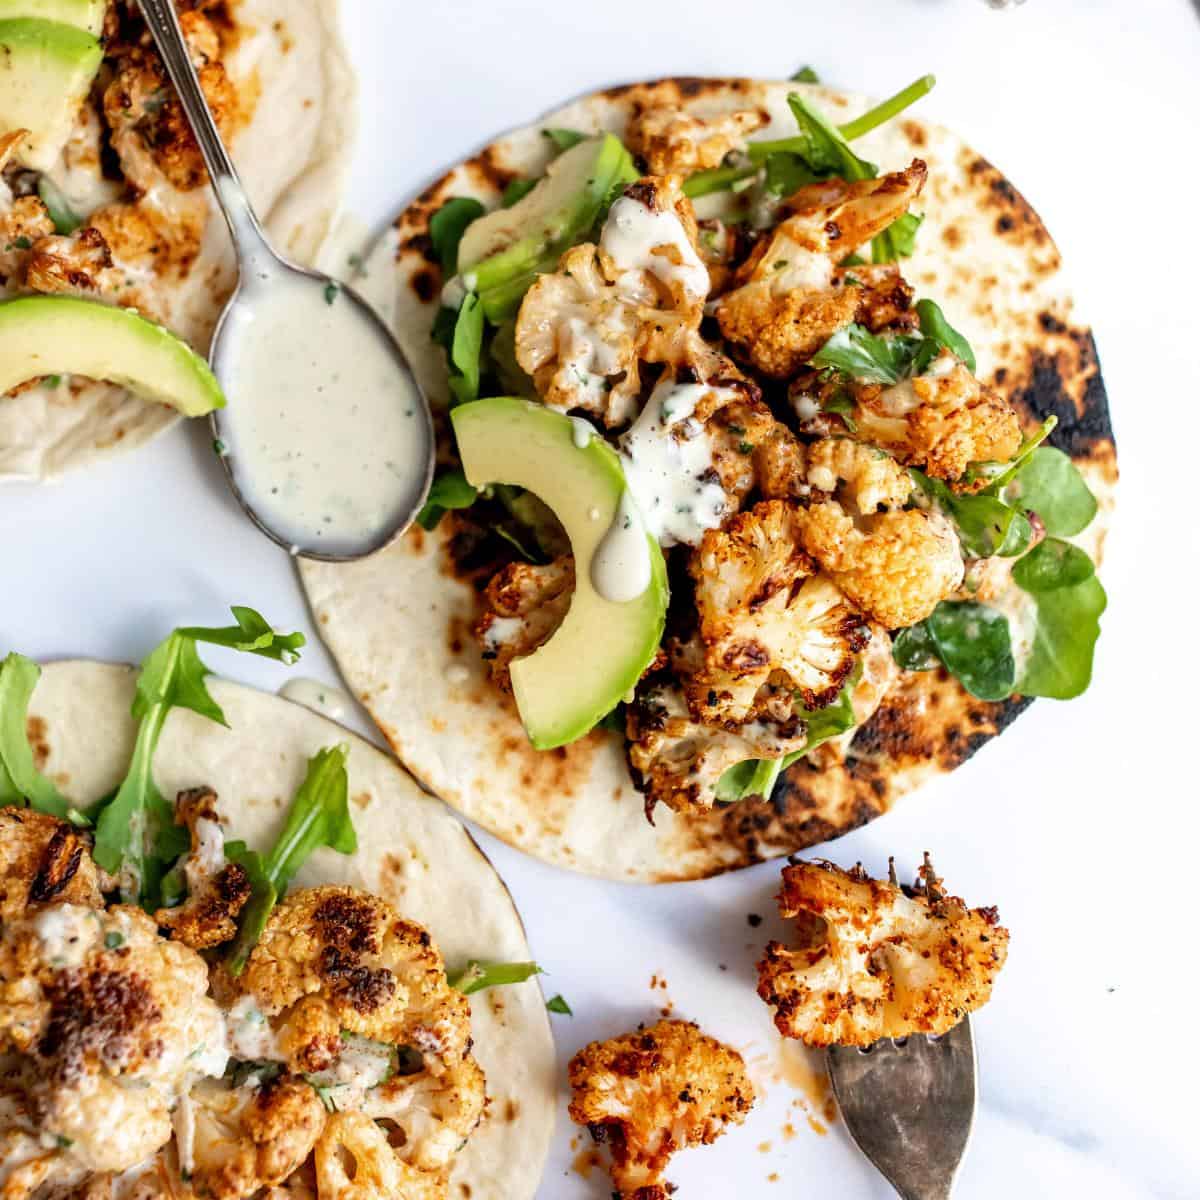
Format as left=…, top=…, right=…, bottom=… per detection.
left=136, top=0, right=434, bottom=562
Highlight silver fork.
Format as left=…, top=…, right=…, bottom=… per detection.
left=826, top=1019, right=977, bottom=1200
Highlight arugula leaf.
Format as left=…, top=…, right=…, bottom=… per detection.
left=446, top=293, right=484, bottom=405
left=748, top=94, right=872, bottom=179
left=430, top=305, right=458, bottom=355
left=429, top=198, right=486, bottom=276
left=502, top=178, right=538, bottom=207
left=37, top=177, right=82, bottom=235
left=92, top=609, right=305, bottom=904
left=791, top=65, right=820, bottom=83
left=914, top=298, right=976, bottom=373
left=1004, top=447, right=1098, bottom=536
left=416, top=469, right=478, bottom=531
left=1015, top=570, right=1106, bottom=700
left=546, top=994, right=573, bottom=1015
left=762, top=152, right=821, bottom=197
left=912, top=471, right=1032, bottom=559
left=682, top=164, right=759, bottom=198
left=0, top=654, right=70, bottom=817
left=925, top=601, right=1015, bottom=701
left=226, top=744, right=357, bottom=975
left=1011, top=537, right=1095, bottom=593
left=871, top=211, right=923, bottom=263
left=837, top=75, right=936, bottom=141
left=542, top=128, right=587, bottom=152
left=892, top=622, right=940, bottom=672
left=810, top=324, right=915, bottom=384
left=449, top=961, right=544, bottom=995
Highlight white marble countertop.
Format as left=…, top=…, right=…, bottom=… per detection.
left=5, top=0, right=1199, bottom=1195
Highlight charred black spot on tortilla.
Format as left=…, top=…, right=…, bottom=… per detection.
left=401, top=231, right=438, bottom=266
left=410, top=266, right=438, bottom=303
left=996, top=214, right=1015, bottom=234
left=1011, top=334, right=1114, bottom=460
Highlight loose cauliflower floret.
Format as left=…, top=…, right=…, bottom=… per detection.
left=0, top=197, right=54, bottom=289
left=154, top=787, right=250, bottom=951
left=626, top=105, right=768, bottom=175
left=187, top=1075, right=327, bottom=1200
left=757, top=858, right=1009, bottom=1047
left=849, top=352, right=1022, bottom=486
left=688, top=501, right=869, bottom=724
left=475, top=557, right=574, bottom=694
left=803, top=438, right=913, bottom=514
left=716, top=162, right=926, bottom=378
left=0, top=809, right=102, bottom=922
left=237, top=887, right=473, bottom=1075
left=568, top=1019, right=754, bottom=1199
left=796, top=500, right=964, bottom=629
left=515, top=178, right=715, bottom=426
left=626, top=680, right=809, bottom=814
left=0, top=903, right=227, bottom=1179
left=315, top=1111, right=444, bottom=1200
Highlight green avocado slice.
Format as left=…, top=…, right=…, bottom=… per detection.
left=0, top=0, right=105, bottom=36
left=451, top=397, right=668, bottom=750
left=0, top=296, right=225, bottom=416
left=0, top=18, right=103, bottom=170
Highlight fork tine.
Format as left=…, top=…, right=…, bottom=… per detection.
left=826, top=1017, right=977, bottom=1200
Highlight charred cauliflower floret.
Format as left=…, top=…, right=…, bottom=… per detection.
left=0, top=196, right=54, bottom=288
left=568, top=1019, right=754, bottom=1199
left=236, top=887, right=473, bottom=1076
left=515, top=177, right=716, bottom=426
left=0, top=809, right=102, bottom=921
left=846, top=352, right=1022, bottom=486
left=803, top=438, right=913, bottom=513
left=154, top=787, right=251, bottom=951
left=716, top=162, right=926, bottom=378
left=757, top=858, right=1009, bottom=1046
left=626, top=679, right=809, bottom=814
left=314, top=1111, right=443, bottom=1200
left=687, top=501, right=869, bottom=724
left=186, top=1075, right=327, bottom=1200
left=0, top=902, right=227, bottom=1179
left=475, top=556, right=574, bottom=694
left=796, top=500, right=964, bottom=629
left=626, top=105, right=768, bottom=175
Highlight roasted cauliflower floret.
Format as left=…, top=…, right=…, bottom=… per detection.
left=626, top=680, right=808, bottom=814
left=716, top=162, right=926, bottom=378
left=0, top=196, right=54, bottom=289
left=803, top=437, right=913, bottom=513
left=0, top=902, right=227, bottom=1178
left=0, top=809, right=102, bottom=921
left=475, top=556, right=574, bottom=694
left=237, top=887, right=473, bottom=1075
left=154, top=787, right=251, bottom=950
left=187, top=1075, right=327, bottom=1200
left=515, top=178, right=715, bottom=426
left=796, top=500, right=964, bottom=629
left=314, top=1111, right=443, bottom=1200
left=688, top=501, right=869, bottom=724
left=846, top=352, right=1022, bottom=486
left=757, top=858, right=1009, bottom=1046
left=626, top=105, right=768, bottom=175
left=568, top=1019, right=754, bottom=1199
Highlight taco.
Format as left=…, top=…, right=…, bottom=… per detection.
left=0, top=0, right=354, bottom=479
left=0, top=615, right=554, bottom=1199
left=300, top=75, right=1117, bottom=882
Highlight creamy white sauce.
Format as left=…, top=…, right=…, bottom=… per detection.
left=792, top=392, right=822, bottom=423
left=601, top=195, right=709, bottom=299
left=554, top=314, right=626, bottom=412
left=226, top=997, right=283, bottom=1063
left=482, top=615, right=524, bottom=651
left=216, top=257, right=427, bottom=557
left=441, top=274, right=468, bottom=311
left=279, top=677, right=352, bottom=723
left=618, top=378, right=732, bottom=548
left=570, top=415, right=595, bottom=448
left=33, top=904, right=100, bottom=968
left=591, top=489, right=652, bottom=603
left=191, top=817, right=226, bottom=880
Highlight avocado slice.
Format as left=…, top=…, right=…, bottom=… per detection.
left=0, top=296, right=225, bottom=416
left=451, top=397, right=668, bottom=749
left=458, top=134, right=638, bottom=322
left=0, top=18, right=102, bottom=170
left=0, top=0, right=105, bottom=36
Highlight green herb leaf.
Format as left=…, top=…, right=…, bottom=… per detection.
left=748, top=94, right=875, bottom=180
left=429, top=197, right=486, bottom=276
left=1011, top=537, right=1095, bottom=593
left=791, top=66, right=820, bottom=82
left=1015, top=570, right=1106, bottom=699
left=837, top=74, right=936, bottom=141
left=682, top=164, right=759, bottom=198
left=37, top=177, right=83, bottom=235
left=449, top=960, right=544, bottom=995
left=0, top=654, right=71, bottom=817
left=92, top=609, right=305, bottom=905
left=502, top=178, right=538, bottom=208
left=104, top=931, right=125, bottom=949
left=892, top=622, right=940, bottom=672
left=911, top=470, right=1032, bottom=559
left=762, top=152, right=821, bottom=197
left=416, top=469, right=478, bottom=531
left=447, top=294, right=484, bottom=405
left=542, top=128, right=587, bottom=152
left=226, top=744, right=357, bottom=975
left=1004, top=447, right=1098, bottom=537
left=323, top=282, right=339, bottom=306
left=925, top=601, right=1015, bottom=701
left=810, top=324, right=914, bottom=384
left=820, top=390, right=858, bottom=431
left=871, top=210, right=923, bottom=264
left=914, top=298, right=976, bottom=373
left=546, top=993, right=573, bottom=1015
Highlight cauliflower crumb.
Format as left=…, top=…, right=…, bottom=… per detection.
left=568, top=1019, right=754, bottom=1198
left=757, top=857, right=1009, bottom=1046
left=796, top=500, right=964, bottom=629
left=688, top=501, right=869, bottom=724
left=626, top=105, right=768, bottom=175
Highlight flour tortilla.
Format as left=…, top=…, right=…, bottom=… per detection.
left=300, top=77, right=1118, bottom=882
left=0, top=0, right=356, bottom=480
left=27, top=660, right=555, bottom=1200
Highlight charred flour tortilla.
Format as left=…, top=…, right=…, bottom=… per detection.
left=0, top=0, right=355, bottom=479
left=300, top=78, right=1117, bottom=882
left=26, top=660, right=555, bottom=1200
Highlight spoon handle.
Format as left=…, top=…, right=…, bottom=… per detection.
left=135, top=0, right=274, bottom=264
